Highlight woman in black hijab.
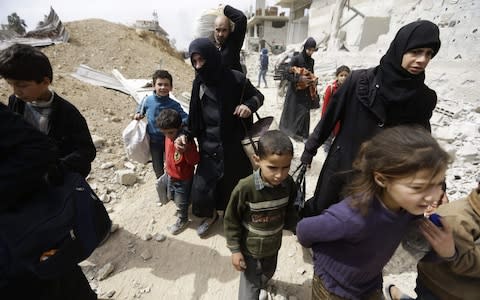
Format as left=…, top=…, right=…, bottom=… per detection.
left=300, top=20, right=441, bottom=216
left=176, top=38, right=264, bottom=236
left=279, top=37, right=317, bottom=142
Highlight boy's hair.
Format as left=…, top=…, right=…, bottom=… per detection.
left=335, top=65, right=351, bottom=76
left=156, top=108, right=182, bottom=130
left=345, top=125, right=451, bottom=215
left=152, top=69, right=173, bottom=86
left=0, top=43, right=53, bottom=83
left=257, top=130, right=293, bottom=159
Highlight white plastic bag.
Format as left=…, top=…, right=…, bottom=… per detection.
left=122, top=119, right=151, bottom=164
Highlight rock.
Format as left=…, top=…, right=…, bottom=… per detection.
left=106, top=290, right=116, bottom=298
left=116, top=169, right=137, bottom=185
left=142, top=233, right=152, bottom=241
left=97, top=263, right=114, bottom=280
left=457, top=143, right=479, bottom=162
left=99, top=193, right=111, bottom=203
left=140, top=249, right=152, bottom=260
left=110, top=223, right=119, bottom=233
left=154, top=233, right=167, bottom=242
left=91, top=135, right=106, bottom=148
left=433, top=127, right=457, bottom=143
left=296, top=267, right=306, bottom=275
left=124, top=162, right=136, bottom=170
left=111, top=116, right=122, bottom=122
left=100, top=162, right=115, bottom=169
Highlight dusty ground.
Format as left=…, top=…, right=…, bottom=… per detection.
left=2, top=18, right=475, bottom=299
left=0, top=20, right=313, bottom=299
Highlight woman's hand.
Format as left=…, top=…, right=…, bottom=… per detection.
left=233, top=104, right=252, bottom=118
left=174, top=135, right=187, bottom=153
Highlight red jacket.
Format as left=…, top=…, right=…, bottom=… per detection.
left=165, top=137, right=199, bottom=181
left=321, top=81, right=341, bottom=136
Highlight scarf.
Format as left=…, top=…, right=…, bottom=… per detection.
left=377, top=20, right=440, bottom=105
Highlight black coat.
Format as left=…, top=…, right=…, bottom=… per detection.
left=279, top=51, right=315, bottom=140
left=8, top=93, right=96, bottom=177
left=188, top=37, right=264, bottom=217
left=301, top=67, right=437, bottom=215
left=0, top=103, right=58, bottom=211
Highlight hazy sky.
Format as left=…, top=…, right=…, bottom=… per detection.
left=1, top=0, right=281, bottom=50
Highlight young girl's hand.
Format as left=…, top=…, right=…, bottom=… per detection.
left=231, top=252, right=246, bottom=271
left=419, top=217, right=456, bottom=259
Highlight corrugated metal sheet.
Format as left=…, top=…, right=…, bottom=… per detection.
left=0, top=7, right=69, bottom=50
left=71, top=65, right=189, bottom=111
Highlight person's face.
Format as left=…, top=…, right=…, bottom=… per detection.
left=401, top=47, right=434, bottom=75
left=5, top=77, right=50, bottom=102
left=160, top=127, right=179, bottom=141
left=191, top=53, right=206, bottom=70
left=254, top=153, right=292, bottom=186
left=154, top=77, right=172, bottom=97
left=336, top=71, right=350, bottom=86
left=305, top=47, right=316, bottom=57
left=214, top=17, right=230, bottom=46
left=376, top=168, right=446, bottom=215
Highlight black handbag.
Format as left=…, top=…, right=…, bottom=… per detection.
left=241, top=113, right=274, bottom=169
left=238, top=80, right=274, bottom=169
left=292, top=164, right=307, bottom=212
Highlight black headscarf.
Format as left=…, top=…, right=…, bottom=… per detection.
left=188, top=38, right=222, bottom=85
left=302, top=37, right=316, bottom=66
left=377, top=20, right=441, bottom=105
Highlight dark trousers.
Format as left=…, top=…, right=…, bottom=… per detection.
left=238, top=254, right=277, bottom=300
left=150, top=140, right=164, bottom=178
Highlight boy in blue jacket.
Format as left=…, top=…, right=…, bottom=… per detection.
left=134, top=70, right=188, bottom=178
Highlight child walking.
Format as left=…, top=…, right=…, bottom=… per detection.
left=156, top=109, right=199, bottom=235
left=321, top=65, right=350, bottom=153
left=296, top=125, right=451, bottom=300
left=257, top=48, right=269, bottom=88
left=134, top=70, right=188, bottom=179
left=224, top=130, right=298, bottom=300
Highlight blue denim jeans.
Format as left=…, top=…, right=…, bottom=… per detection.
left=157, top=174, right=192, bottom=221
left=238, top=254, right=277, bottom=300
left=257, top=69, right=267, bottom=87
left=149, top=140, right=164, bottom=179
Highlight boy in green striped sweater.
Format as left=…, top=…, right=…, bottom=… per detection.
left=224, top=130, right=298, bottom=300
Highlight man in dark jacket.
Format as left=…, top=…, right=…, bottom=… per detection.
left=213, top=5, right=247, bottom=73
left=300, top=20, right=441, bottom=216
left=0, top=43, right=96, bottom=177
left=177, top=37, right=264, bottom=237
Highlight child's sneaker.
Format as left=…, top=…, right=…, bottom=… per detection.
left=167, top=218, right=189, bottom=235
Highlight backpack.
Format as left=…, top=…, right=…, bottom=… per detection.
left=0, top=172, right=111, bottom=281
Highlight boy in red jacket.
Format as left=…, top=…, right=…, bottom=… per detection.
left=156, top=109, right=199, bottom=234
